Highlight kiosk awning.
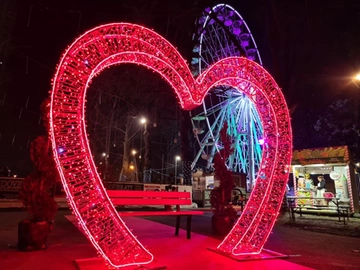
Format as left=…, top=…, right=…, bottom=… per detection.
left=292, top=146, right=352, bottom=165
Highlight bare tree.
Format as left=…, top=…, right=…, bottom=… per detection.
left=86, top=65, right=179, bottom=182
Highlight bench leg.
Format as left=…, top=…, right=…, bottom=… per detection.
left=175, top=216, right=181, bottom=236
left=342, top=210, right=348, bottom=225
left=337, top=208, right=346, bottom=225
left=186, top=215, right=192, bottom=239
left=291, top=208, right=296, bottom=221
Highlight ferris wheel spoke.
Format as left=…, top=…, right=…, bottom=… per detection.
left=191, top=4, right=264, bottom=182
left=207, top=110, right=227, bottom=163
left=204, top=100, right=228, bottom=116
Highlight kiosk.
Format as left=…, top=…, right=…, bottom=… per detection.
left=291, top=146, right=359, bottom=213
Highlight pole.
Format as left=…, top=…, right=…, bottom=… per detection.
left=174, top=156, right=180, bottom=185
left=175, top=158, right=177, bottom=185
left=139, top=124, right=143, bottom=181
left=143, top=122, right=150, bottom=182
left=161, top=153, right=164, bottom=184
left=353, top=77, right=360, bottom=161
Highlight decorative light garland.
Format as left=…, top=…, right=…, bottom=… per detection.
left=49, top=23, right=292, bottom=267
left=346, top=165, right=354, bottom=211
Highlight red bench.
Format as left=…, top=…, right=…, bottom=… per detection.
left=106, top=190, right=204, bottom=239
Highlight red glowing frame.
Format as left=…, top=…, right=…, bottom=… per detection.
left=50, top=23, right=292, bottom=268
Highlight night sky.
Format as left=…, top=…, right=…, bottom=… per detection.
left=0, top=0, right=359, bottom=176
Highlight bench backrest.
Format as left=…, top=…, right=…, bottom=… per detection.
left=106, top=190, right=192, bottom=206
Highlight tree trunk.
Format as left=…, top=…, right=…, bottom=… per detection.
left=18, top=219, right=52, bottom=251
left=120, top=115, right=132, bottom=181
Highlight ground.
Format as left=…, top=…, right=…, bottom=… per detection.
left=0, top=209, right=360, bottom=269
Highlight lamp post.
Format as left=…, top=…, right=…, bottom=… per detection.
left=354, top=72, right=360, bottom=107
left=131, top=149, right=138, bottom=182
left=174, top=155, right=181, bottom=184
left=139, top=117, right=146, bottom=180
left=140, top=117, right=151, bottom=182
left=139, top=117, right=147, bottom=159
left=353, top=73, right=360, bottom=163
left=354, top=73, right=360, bottom=86
left=352, top=72, right=360, bottom=111
left=100, top=152, right=108, bottom=180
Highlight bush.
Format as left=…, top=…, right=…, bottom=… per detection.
left=19, top=100, right=59, bottom=221
left=210, top=122, right=237, bottom=219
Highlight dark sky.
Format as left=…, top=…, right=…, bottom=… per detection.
left=0, top=0, right=359, bottom=176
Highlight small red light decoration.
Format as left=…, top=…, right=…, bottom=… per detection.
left=50, top=23, right=292, bottom=267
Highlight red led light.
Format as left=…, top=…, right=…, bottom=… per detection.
left=50, top=23, right=292, bottom=267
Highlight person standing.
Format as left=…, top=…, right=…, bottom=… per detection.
left=316, top=175, right=326, bottom=205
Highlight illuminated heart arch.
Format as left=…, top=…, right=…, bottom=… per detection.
left=50, top=23, right=292, bottom=268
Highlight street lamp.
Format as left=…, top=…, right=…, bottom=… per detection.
left=139, top=117, right=149, bottom=182
left=351, top=72, right=360, bottom=88
left=100, top=152, right=108, bottom=180
left=353, top=73, right=360, bottom=164
left=139, top=117, right=147, bottom=159
left=130, top=149, right=138, bottom=182
left=140, top=117, right=147, bottom=125
left=174, top=155, right=181, bottom=184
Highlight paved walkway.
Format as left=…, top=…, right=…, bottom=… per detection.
left=278, top=209, right=360, bottom=238
left=0, top=197, right=69, bottom=209
left=0, top=209, right=313, bottom=270
left=1, top=198, right=360, bottom=269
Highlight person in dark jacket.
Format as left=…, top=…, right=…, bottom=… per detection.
left=316, top=175, right=326, bottom=205
left=317, top=175, right=326, bottom=191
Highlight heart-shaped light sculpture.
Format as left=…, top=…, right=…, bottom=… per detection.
left=50, top=23, right=292, bottom=268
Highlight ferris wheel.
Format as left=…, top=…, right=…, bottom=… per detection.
left=190, top=3, right=263, bottom=190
